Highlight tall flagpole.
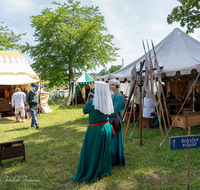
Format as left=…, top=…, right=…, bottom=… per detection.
left=151, top=40, right=171, bottom=131
left=149, top=40, right=168, bottom=133
left=146, top=41, right=164, bottom=137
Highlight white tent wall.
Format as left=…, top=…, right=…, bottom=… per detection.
left=120, top=82, right=130, bottom=95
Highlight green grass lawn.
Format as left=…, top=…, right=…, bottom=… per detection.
left=0, top=104, right=200, bottom=190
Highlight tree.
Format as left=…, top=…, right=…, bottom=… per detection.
left=109, top=65, right=122, bottom=73
left=99, top=68, right=109, bottom=76
left=0, top=22, right=26, bottom=50
left=167, top=0, right=200, bottom=33
left=25, top=1, right=119, bottom=88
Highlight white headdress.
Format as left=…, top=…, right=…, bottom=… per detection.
left=108, top=79, right=120, bottom=88
left=92, top=81, right=114, bottom=115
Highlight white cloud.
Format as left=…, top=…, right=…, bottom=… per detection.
left=91, top=0, right=139, bottom=48
left=1, top=0, right=36, bottom=15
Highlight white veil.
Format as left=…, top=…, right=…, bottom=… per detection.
left=92, top=81, right=114, bottom=115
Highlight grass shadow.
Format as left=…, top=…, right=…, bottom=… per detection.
left=0, top=117, right=88, bottom=189
left=4, top=127, right=29, bottom=132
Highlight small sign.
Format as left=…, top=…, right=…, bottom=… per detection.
left=169, top=135, right=200, bottom=150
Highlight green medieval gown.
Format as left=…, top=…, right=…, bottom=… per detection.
left=73, top=100, right=112, bottom=182
left=109, top=92, right=125, bottom=166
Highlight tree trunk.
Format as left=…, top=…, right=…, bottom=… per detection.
left=69, top=65, right=73, bottom=83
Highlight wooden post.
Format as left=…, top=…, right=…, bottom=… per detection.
left=138, top=61, right=144, bottom=146
left=75, top=89, right=77, bottom=109
left=187, top=127, right=191, bottom=190
left=124, top=80, right=138, bottom=143
left=72, top=89, right=74, bottom=106
left=133, top=93, right=135, bottom=124
left=176, top=78, right=178, bottom=114
left=160, top=82, right=171, bottom=133
left=139, top=88, right=142, bottom=146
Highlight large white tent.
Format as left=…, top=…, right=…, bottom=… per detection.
left=95, top=28, right=200, bottom=82
left=0, top=51, right=52, bottom=114
left=0, top=51, right=40, bottom=84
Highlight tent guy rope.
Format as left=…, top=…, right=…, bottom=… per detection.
left=158, top=72, right=200, bottom=149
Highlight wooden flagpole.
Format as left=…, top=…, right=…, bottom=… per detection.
left=151, top=40, right=168, bottom=132
left=124, top=80, right=138, bottom=143
left=143, top=40, right=164, bottom=136
left=147, top=48, right=164, bottom=137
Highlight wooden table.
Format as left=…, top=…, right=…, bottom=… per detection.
left=171, top=111, right=200, bottom=130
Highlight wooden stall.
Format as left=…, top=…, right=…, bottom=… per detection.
left=0, top=98, right=12, bottom=112
left=171, top=111, right=200, bottom=130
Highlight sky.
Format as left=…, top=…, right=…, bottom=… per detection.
left=1, top=0, right=200, bottom=73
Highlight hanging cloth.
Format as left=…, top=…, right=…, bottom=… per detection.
left=92, top=81, right=114, bottom=115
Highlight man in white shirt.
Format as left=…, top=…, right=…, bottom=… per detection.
left=143, top=92, right=162, bottom=128
left=11, top=88, right=26, bottom=122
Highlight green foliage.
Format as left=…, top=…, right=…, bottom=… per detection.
left=25, top=0, right=119, bottom=88
left=109, top=65, right=122, bottom=73
left=1, top=105, right=200, bottom=189
left=0, top=22, right=26, bottom=50
left=89, top=65, right=122, bottom=77
left=99, top=68, right=109, bottom=76
left=89, top=72, right=99, bottom=77
left=167, top=0, right=200, bottom=33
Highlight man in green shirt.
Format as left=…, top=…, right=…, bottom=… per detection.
left=26, top=83, right=41, bottom=129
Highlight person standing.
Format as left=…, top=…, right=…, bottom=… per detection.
left=108, top=79, right=125, bottom=166
left=11, top=88, right=26, bottom=122
left=73, top=81, right=114, bottom=182
left=26, top=83, right=41, bottom=129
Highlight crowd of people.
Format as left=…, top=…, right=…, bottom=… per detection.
left=73, top=79, right=125, bottom=182
left=11, top=80, right=162, bottom=182
left=11, top=83, right=41, bottom=129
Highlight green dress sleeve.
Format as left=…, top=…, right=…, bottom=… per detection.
left=83, top=100, right=93, bottom=114
left=109, top=93, right=124, bottom=118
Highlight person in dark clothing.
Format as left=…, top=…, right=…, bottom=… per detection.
left=26, top=83, right=41, bottom=129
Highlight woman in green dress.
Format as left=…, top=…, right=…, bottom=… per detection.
left=108, top=79, right=125, bottom=166
left=73, top=81, right=114, bottom=182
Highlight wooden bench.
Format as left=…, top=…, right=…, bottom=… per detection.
left=0, top=140, right=26, bottom=166
left=171, top=111, right=200, bottom=130
left=142, top=117, right=154, bottom=128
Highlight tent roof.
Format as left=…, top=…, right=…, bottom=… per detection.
left=78, top=71, right=94, bottom=83
left=0, top=51, right=39, bottom=85
left=95, top=28, right=200, bottom=82
left=0, top=75, right=40, bottom=85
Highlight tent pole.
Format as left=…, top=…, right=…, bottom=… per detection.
left=75, top=89, right=77, bottom=109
